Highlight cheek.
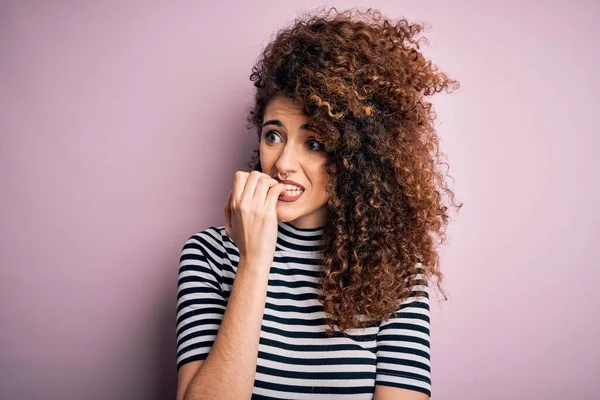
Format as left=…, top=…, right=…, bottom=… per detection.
left=310, top=171, right=329, bottom=199
left=259, top=146, right=274, bottom=167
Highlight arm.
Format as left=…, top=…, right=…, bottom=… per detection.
left=374, top=385, right=429, bottom=400
left=179, top=256, right=271, bottom=400
left=374, top=264, right=432, bottom=399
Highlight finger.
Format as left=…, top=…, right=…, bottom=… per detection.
left=265, top=182, right=287, bottom=210
left=241, top=170, right=264, bottom=204
left=253, top=176, right=278, bottom=207
left=231, top=171, right=249, bottom=210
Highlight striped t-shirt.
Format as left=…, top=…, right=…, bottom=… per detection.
left=175, top=220, right=431, bottom=399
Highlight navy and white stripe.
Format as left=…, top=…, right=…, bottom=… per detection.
left=176, top=220, right=431, bottom=398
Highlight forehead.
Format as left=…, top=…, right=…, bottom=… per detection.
left=264, top=96, right=307, bottom=118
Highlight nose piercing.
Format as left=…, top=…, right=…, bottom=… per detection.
left=278, top=171, right=288, bottom=180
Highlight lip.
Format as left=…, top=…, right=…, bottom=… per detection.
left=276, top=179, right=305, bottom=190
left=278, top=190, right=304, bottom=202
left=276, top=179, right=305, bottom=202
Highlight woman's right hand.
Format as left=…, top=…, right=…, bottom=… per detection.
left=224, top=170, right=287, bottom=265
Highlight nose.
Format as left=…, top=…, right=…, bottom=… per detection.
left=274, top=142, right=300, bottom=176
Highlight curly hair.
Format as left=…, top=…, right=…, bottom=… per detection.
left=245, top=6, right=462, bottom=334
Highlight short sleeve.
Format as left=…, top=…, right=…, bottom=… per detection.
left=175, top=231, right=227, bottom=371
left=375, top=265, right=431, bottom=397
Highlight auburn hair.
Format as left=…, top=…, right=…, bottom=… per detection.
left=245, top=6, right=462, bottom=333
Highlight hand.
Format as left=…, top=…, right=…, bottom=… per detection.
left=224, top=171, right=287, bottom=265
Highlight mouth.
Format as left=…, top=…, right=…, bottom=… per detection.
left=278, top=185, right=305, bottom=202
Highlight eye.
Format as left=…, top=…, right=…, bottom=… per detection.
left=307, top=139, right=324, bottom=153
left=263, top=130, right=281, bottom=144
left=263, top=130, right=324, bottom=152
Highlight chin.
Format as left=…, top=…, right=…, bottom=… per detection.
left=276, top=208, right=299, bottom=223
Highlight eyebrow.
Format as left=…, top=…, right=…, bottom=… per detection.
left=262, top=119, right=311, bottom=130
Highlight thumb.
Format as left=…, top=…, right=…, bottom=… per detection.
left=224, top=190, right=232, bottom=238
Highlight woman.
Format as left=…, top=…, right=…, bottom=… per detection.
left=175, top=7, right=461, bottom=400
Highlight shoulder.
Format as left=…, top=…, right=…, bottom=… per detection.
left=182, top=225, right=230, bottom=255
left=180, top=225, right=237, bottom=265
left=178, top=225, right=235, bottom=285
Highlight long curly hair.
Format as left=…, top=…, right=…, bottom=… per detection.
left=245, top=6, right=462, bottom=334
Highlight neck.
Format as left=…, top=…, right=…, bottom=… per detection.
left=276, top=220, right=325, bottom=255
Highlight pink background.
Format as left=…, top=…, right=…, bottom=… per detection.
left=1, top=1, right=598, bottom=399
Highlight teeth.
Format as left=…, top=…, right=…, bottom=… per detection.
left=284, top=185, right=304, bottom=191
left=284, top=186, right=304, bottom=196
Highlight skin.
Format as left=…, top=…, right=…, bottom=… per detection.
left=260, top=95, right=429, bottom=400
left=259, top=95, right=329, bottom=229
left=176, top=96, right=429, bottom=400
